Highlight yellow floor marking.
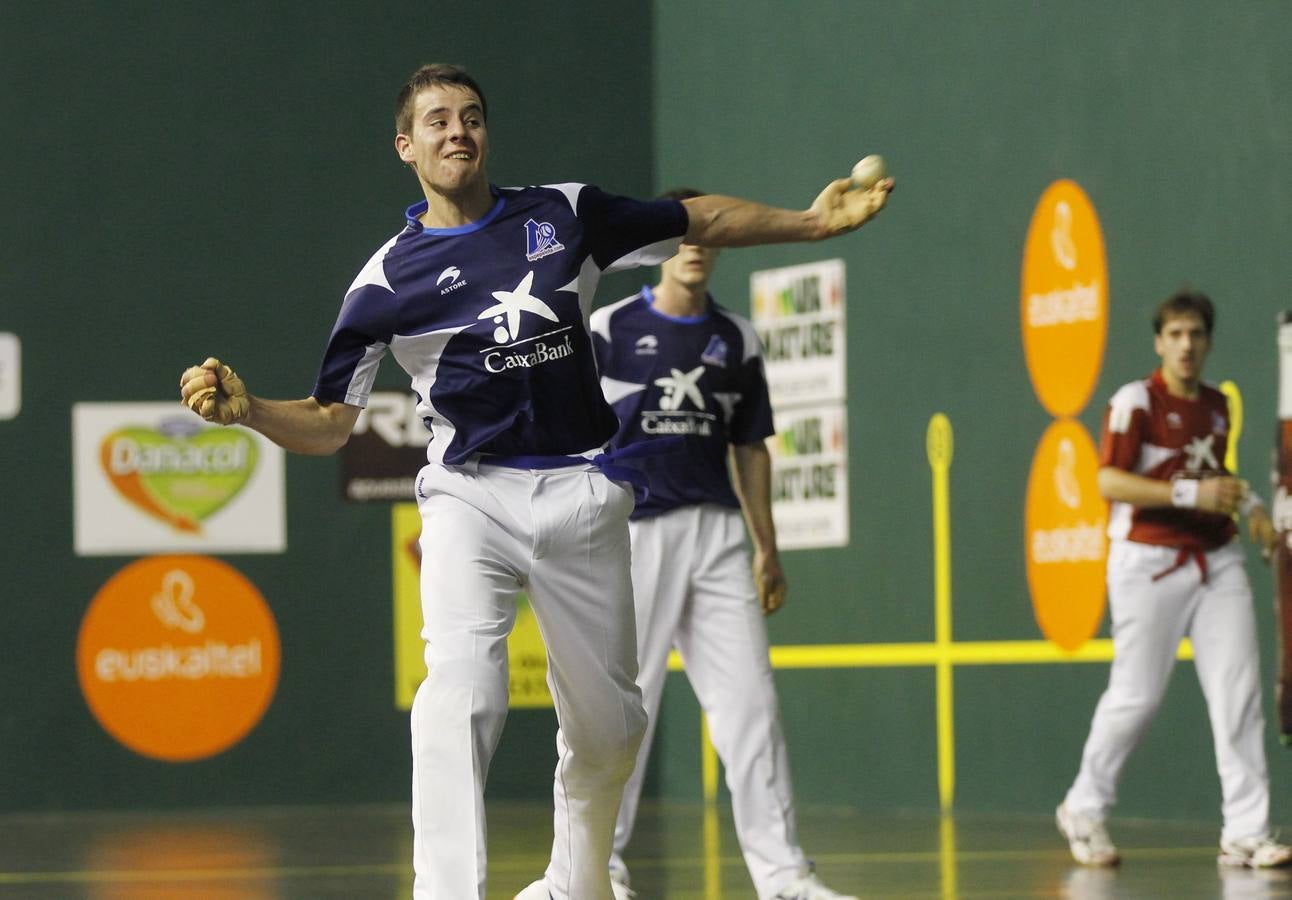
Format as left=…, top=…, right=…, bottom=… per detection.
left=939, top=813, right=958, bottom=900
left=700, top=714, right=722, bottom=900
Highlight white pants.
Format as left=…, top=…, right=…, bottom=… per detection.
left=608, top=504, right=806, bottom=900
left=1064, top=539, right=1271, bottom=841
left=410, top=463, right=647, bottom=900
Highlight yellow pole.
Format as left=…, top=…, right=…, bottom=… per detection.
left=927, top=414, right=955, bottom=812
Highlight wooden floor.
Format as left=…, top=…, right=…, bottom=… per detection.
left=1, top=800, right=1289, bottom=899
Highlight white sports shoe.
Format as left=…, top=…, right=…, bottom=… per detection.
left=772, top=863, right=858, bottom=900
left=513, top=880, right=550, bottom=900
left=1219, top=836, right=1292, bottom=868
left=515, top=877, right=635, bottom=899
left=1056, top=803, right=1120, bottom=867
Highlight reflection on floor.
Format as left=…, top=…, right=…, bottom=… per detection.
left=1, top=801, right=1288, bottom=899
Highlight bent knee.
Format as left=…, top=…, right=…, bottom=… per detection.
left=564, top=700, right=647, bottom=774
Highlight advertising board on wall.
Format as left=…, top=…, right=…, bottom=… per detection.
left=340, top=392, right=428, bottom=503
left=73, top=403, right=285, bottom=556
left=750, top=258, right=846, bottom=407
left=751, top=259, right=850, bottom=550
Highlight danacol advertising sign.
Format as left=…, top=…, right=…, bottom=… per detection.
left=73, top=403, right=285, bottom=555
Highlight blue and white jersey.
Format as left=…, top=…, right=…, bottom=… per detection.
left=590, top=287, right=775, bottom=519
left=312, top=185, right=687, bottom=465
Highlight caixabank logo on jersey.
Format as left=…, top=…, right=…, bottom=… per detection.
left=477, top=270, right=575, bottom=373
left=73, top=403, right=285, bottom=555
left=78, top=555, right=281, bottom=761
left=641, top=365, right=719, bottom=436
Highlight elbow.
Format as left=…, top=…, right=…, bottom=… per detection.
left=308, top=399, right=357, bottom=455
left=317, top=430, right=350, bottom=456
left=292, top=425, right=351, bottom=456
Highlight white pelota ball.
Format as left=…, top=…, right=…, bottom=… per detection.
left=850, top=154, right=887, bottom=190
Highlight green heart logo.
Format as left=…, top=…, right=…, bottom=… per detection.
left=100, top=425, right=259, bottom=533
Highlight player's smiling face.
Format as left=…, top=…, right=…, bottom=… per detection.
left=396, top=84, right=489, bottom=198
left=1155, top=311, right=1210, bottom=390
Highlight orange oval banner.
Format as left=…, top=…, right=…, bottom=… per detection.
left=77, top=556, right=281, bottom=762
left=1025, top=418, right=1108, bottom=650
left=1021, top=180, right=1108, bottom=417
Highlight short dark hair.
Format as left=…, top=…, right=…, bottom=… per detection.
left=396, top=64, right=487, bottom=135
left=1153, top=289, right=1215, bottom=335
left=658, top=187, right=704, bottom=202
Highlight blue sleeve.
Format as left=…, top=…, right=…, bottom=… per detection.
left=729, top=343, right=775, bottom=446
left=592, top=327, right=611, bottom=375
left=576, top=186, right=688, bottom=273
left=311, top=282, right=397, bottom=405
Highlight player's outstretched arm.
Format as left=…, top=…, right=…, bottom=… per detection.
left=179, top=359, right=360, bottom=455
left=731, top=441, right=787, bottom=616
left=682, top=177, right=894, bottom=248
left=1098, top=466, right=1248, bottom=516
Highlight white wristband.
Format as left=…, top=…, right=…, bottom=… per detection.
left=1171, top=478, right=1199, bottom=509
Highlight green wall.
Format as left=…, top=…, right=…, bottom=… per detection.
left=1, top=0, right=654, bottom=811
left=4, top=0, right=1292, bottom=833
left=650, top=0, right=1292, bottom=824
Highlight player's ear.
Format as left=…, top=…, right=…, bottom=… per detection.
left=395, top=133, right=415, bottom=164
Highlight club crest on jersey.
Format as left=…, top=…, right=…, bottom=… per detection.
left=701, top=335, right=728, bottom=367
left=524, top=218, right=565, bottom=261
left=1166, top=412, right=1182, bottom=429
left=437, top=266, right=468, bottom=295
left=635, top=335, right=658, bottom=355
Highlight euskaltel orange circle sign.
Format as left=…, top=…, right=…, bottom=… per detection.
left=77, top=555, right=280, bottom=762
left=1025, top=418, right=1108, bottom=651
left=1021, top=179, right=1108, bottom=417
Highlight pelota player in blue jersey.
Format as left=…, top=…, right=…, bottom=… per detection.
left=590, top=190, right=856, bottom=900
left=179, top=65, right=893, bottom=900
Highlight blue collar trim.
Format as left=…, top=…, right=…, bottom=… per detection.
left=642, top=285, right=711, bottom=323
left=405, top=189, right=506, bottom=235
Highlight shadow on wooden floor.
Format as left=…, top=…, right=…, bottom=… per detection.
left=1, top=801, right=1289, bottom=898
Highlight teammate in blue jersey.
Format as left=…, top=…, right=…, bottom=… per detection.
left=590, top=190, right=857, bottom=900
left=179, top=65, right=893, bottom=900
